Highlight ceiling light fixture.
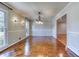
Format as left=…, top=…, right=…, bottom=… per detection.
left=35, top=12, right=43, bottom=24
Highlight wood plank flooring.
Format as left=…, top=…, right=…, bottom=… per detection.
left=0, top=36, right=71, bottom=57
left=57, top=34, right=66, bottom=46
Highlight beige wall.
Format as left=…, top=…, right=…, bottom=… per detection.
left=0, top=3, right=26, bottom=51
left=8, top=11, right=26, bottom=45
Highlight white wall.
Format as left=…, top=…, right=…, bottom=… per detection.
left=53, top=2, right=79, bottom=56
left=32, top=17, right=53, bottom=36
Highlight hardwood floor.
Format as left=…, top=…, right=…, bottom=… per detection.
left=57, top=34, right=67, bottom=46
left=0, top=36, right=71, bottom=57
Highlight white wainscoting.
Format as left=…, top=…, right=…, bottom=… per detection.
left=67, top=32, right=79, bottom=56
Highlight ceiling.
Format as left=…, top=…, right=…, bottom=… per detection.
left=6, top=2, right=69, bottom=20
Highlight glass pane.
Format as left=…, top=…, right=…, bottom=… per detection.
left=0, top=11, right=4, bottom=28
left=0, top=10, right=5, bottom=47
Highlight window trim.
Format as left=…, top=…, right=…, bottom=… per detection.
left=0, top=8, right=8, bottom=48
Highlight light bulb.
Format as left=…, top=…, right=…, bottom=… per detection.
left=12, top=16, right=18, bottom=23
left=21, top=20, right=25, bottom=25
left=36, top=21, right=43, bottom=24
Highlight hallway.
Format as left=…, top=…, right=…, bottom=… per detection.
left=0, top=36, right=69, bottom=57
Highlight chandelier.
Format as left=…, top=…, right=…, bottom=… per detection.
left=35, top=12, right=43, bottom=24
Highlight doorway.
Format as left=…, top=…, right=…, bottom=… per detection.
left=57, top=14, right=67, bottom=46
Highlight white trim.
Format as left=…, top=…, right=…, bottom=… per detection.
left=0, top=9, right=8, bottom=49
left=8, top=30, right=25, bottom=32
left=55, top=2, right=72, bottom=20
left=66, top=30, right=79, bottom=55
left=67, top=46, right=79, bottom=56
left=0, top=37, right=26, bottom=52
left=67, top=32, right=79, bottom=34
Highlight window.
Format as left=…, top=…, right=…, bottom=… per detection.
left=26, top=20, right=29, bottom=37
left=0, top=10, right=6, bottom=48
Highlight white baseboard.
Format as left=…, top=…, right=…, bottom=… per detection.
left=0, top=37, right=26, bottom=52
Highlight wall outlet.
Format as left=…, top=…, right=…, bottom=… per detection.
left=19, top=37, right=21, bottom=40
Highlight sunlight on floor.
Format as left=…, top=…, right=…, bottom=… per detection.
left=58, top=53, right=63, bottom=57
left=24, top=40, right=30, bottom=56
